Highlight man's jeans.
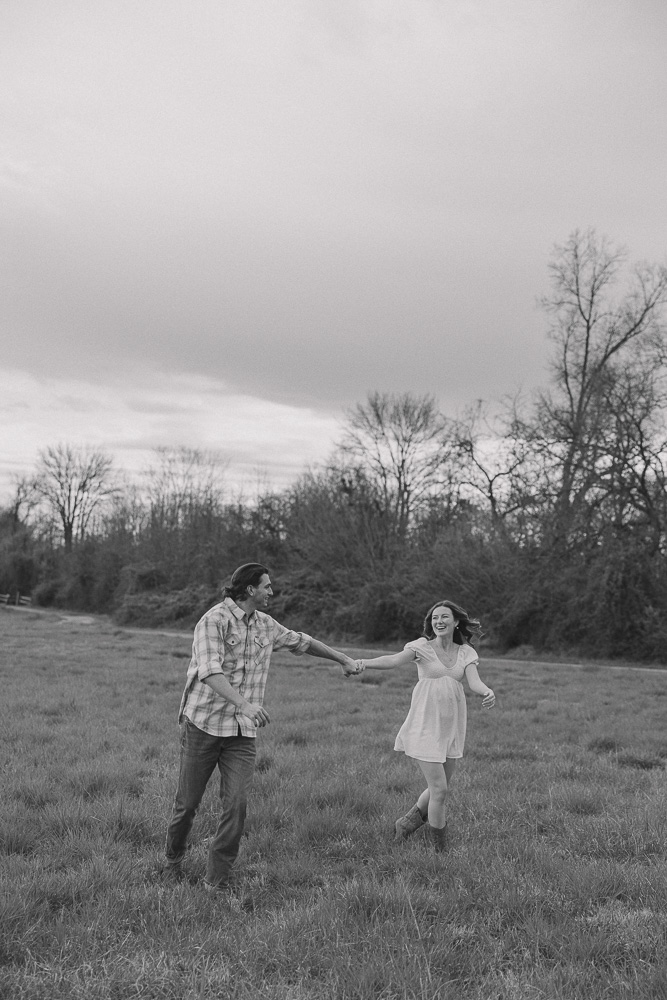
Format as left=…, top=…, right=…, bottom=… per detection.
left=165, top=718, right=256, bottom=887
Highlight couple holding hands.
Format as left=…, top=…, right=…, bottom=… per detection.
left=164, top=563, right=495, bottom=891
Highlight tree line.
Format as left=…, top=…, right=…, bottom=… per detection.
left=3, top=230, right=667, bottom=660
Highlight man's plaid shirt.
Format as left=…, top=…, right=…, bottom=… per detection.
left=178, top=597, right=312, bottom=737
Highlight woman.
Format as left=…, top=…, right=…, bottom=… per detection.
left=355, top=600, right=495, bottom=850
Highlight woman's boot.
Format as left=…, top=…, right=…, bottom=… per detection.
left=394, top=804, right=425, bottom=841
left=426, top=822, right=448, bottom=852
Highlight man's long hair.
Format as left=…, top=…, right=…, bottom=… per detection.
left=223, top=563, right=269, bottom=603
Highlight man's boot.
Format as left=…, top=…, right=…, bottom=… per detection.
left=394, top=803, right=425, bottom=841
left=426, top=822, right=448, bottom=852
left=162, top=850, right=185, bottom=882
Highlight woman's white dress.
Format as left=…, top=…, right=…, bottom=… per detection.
left=394, top=638, right=479, bottom=763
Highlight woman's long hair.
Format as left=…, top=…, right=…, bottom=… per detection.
left=222, top=563, right=269, bottom=603
left=422, top=600, right=482, bottom=646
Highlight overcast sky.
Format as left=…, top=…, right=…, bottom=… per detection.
left=2, top=0, right=666, bottom=498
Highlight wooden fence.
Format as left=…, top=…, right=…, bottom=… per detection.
left=0, top=593, right=32, bottom=607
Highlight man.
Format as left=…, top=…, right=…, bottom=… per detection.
left=164, top=562, right=359, bottom=890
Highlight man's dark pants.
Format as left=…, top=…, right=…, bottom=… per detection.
left=165, top=718, right=256, bottom=887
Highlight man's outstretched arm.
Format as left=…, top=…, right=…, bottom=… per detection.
left=305, top=637, right=359, bottom=675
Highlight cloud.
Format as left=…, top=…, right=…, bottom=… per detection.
left=1, top=0, right=666, bottom=490
left=0, top=367, right=340, bottom=499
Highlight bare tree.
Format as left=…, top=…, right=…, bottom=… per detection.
left=34, top=444, right=117, bottom=551
left=593, top=360, right=667, bottom=553
left=144, top=447, right=227, bottom=528
left=452, top=400, right=531, bottom=527
left=536, top=229, right=667, bottom=545
left=6, top=475, right=40, bottom=529
left=286, top=465, right=392, bottom=576
left=339, top=391, right=452, bottom=538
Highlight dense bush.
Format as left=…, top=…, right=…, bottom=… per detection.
left=113, top=584, right=220, bottom=628
left=5, top=488, right=667, bottom=659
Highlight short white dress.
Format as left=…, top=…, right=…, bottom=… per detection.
left=394, top=638, right=479, bottom=763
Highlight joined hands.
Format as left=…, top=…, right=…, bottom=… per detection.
left=341, top=658, right=365, bottom=677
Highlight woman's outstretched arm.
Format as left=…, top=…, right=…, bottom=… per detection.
left=356, top=648, right=416, bottom=671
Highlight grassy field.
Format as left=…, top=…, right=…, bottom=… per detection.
left=1, top=607, right=666, bottom=1000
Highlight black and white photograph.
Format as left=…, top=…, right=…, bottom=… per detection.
left=1, top=3, right=666, bottom=998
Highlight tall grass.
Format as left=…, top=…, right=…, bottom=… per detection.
left=1, top=607, right=666, bottom=999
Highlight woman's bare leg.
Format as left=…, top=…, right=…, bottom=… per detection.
left=416, top=759, right=457, bottom=828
